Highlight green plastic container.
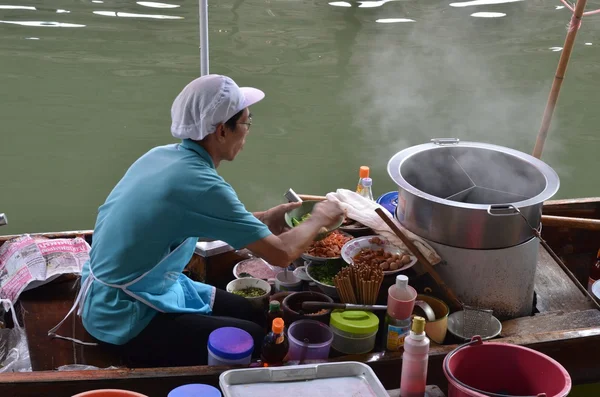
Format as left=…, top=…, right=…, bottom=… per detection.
left=329, top=310, right=379, bottom=354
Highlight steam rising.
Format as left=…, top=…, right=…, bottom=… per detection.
left=344, top=8, right=563, bottom=186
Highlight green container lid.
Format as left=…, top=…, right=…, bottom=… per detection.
left=330, top=310, right=379, bottom=334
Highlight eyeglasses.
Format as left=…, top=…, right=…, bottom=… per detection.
left=237, top=118, right=252, bottom=131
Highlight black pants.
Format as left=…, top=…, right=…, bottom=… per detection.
left=118, top=288, right=265, bottom=367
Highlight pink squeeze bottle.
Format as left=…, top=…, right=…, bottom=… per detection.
left=399, top=316, right=429, bottom=397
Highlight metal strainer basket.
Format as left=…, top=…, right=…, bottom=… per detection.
left=462, top=305, right=494, bottom=338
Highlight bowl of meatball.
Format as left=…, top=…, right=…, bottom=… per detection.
left=341, top=235, right=417, bottom=276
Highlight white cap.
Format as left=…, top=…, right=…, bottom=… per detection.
left=170, top=74, right=265, bottom=141
left=396, top=274, right=408, bottom=289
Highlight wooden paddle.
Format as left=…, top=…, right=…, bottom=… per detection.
left=374, top=208, right=463, bottom=312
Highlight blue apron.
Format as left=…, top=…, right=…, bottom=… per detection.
left=48, top=237, right=215, bottom=346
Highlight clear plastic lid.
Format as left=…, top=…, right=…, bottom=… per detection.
left=361, top=178, right=372, bottom=187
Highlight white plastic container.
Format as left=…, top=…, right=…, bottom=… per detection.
left=207, top=349, right=252, bottom=366
left=329, top=310, right=379, bottom=355
left=219, top=361, right=390, bottom=397
left=207, top=327, right=254, bottom=366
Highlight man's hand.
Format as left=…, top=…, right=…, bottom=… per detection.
left=310, top=201, right=345, bottom=230
left=258, top=202, right=302, bottom=235
left=247, top=200, right=345, bottom=268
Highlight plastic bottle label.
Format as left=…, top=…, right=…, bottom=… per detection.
left=386, top=323, right=410, bottom=351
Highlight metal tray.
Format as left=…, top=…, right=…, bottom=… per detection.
left=219, top=361, right=389, bottom=397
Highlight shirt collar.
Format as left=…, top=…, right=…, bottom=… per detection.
left=179, top=139, right=216, bottom=169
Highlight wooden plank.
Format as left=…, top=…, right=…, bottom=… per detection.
left=2, top=326, right=600, bottom=396
left=17, top=276, right=124, bottom=371
left=534, top=245, right=596, bottom=313
left=501, top=309, right=600, bottom=338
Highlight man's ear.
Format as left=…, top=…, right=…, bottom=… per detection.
left=215, top=123, right=227, bottom=142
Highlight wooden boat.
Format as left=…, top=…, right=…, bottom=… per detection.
left=0, top=197, right=599, bottom=397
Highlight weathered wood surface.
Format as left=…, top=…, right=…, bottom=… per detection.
left=542, top=215, right=600, bottom=231
left=12, top=228, right=598, bottom=372
left=17, top=276, right=124, bottom=371
left=542, top=197, right=600, bottom=218
left=534, top=246, right=596, bottom=313
left=0, top=197, right=598, bottom=396
left=501, top=309, right=600, bottom=337
left=1, top=325, right=599, bottom=397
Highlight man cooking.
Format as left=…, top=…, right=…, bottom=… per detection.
left=49, top=74, right=343, bottom=367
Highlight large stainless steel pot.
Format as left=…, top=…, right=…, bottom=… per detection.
left=387, top=139, right=559, bottom=249
left=428, top=236, right=540, bottom=319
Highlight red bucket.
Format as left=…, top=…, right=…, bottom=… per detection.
left=443, top=336, right=571, bottom=397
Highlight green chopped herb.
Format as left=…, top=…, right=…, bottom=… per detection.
left=307, top=260, right=346, bottom=286
left=292, top=213, right=311, bottom=226
left=231, top=287, right=267, bottom=297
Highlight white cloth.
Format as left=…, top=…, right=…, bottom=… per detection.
left=325, top=189, right=442, bottom=265
left=170, top=74, right=265, bottom=141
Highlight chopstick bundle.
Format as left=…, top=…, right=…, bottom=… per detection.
left=334, top=262, right=384, bottom=305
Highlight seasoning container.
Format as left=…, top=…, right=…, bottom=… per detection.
left=400, top=316, right=430, bottom=397
left=275, top=271, right=302, bottom=292
left=384, top=315, right=411, bottom=351
left=287, top=319, right=334, bottom=361
left=207, top=327, right=254, bottom=366
left=168, top=384, right=222, bottom=397
left=359, top=178, right=374, bottom=201
left=261, top=318, right=289, bottom=366
left=356, top=166, right=370, bottom=194
left=384, top=275, right=416, bottom=351
left=329, top=310, right=379, bottom=354
left=387, top=275, right=417, bottom=320
left=266, top=300, right=284, bottom=333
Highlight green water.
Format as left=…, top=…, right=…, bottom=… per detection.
left=0, top=0, right=599, bottom=238
left=1, top=3, right=600, bottom=391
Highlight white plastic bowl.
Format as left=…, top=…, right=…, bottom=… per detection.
left=226, top=277, right=271, bottom=310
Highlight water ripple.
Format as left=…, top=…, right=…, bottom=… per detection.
left=450, top=0, right=522, bottom=7
left=329, top=2, right=352, bottom=7
left=136, top=1, right=180, bottom=8
left=0, top=5, right=36, bottom=10
left=92, top=11, right=183, bottom=19
left=0, top=20, right=85, bottom=27
left=376, top=18, right=416, bottom=23
left=471, top=12, right=506, bottom=17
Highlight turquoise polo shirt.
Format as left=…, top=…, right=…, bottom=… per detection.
left=80, top=139, right=272, bottom=345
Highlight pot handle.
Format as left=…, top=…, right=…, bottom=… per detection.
left=487, top=204, right=521, bottom=217
left=431, top=138, right=460, bottom=145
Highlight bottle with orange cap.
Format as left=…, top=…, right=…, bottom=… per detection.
left=260, top=317, right=289, bottom=367
left=356, top=166, right=370, bottom=194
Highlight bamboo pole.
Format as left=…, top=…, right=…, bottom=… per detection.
left=199, top=0, right=209, bottom=75
left=533, top=0, right=588, bottom=158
